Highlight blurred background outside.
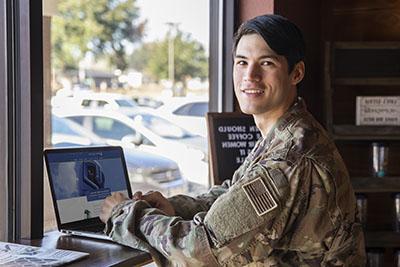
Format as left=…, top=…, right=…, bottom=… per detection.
left=44, top=0, right=210, bottom=231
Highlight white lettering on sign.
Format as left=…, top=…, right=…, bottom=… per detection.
left=219, top=124, right=261, bottom=151
left=221, top=141, right=247, bottom=148
left=218, top=125, right=246, bottom=133
left=227, top=133, right=254, bottom=140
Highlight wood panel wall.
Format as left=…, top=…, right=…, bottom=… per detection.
left=236, top=0, right=400, bottom=123
left=236, top=1, right=400, bottom=266
left=324, top=2, right=400, bottom=266
left=328, top=0, right=400, bottom=41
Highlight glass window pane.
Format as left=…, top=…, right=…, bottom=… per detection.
left=44, top=0, right=210, bottom=232
left=189, top=102, right=208, bottom=117
left=173, top=103, right=192, bottom=115
left=93, top=117, right=134, bottom=139
left=115, top=99, right=136, bottom=108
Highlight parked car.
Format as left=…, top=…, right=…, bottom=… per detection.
left=129, top=111, right=207, bottom=155
left=51, top=114, right=104, bottom=147
left=71, top=92, right=144, bottom=117
left=156, top=97, right=208, bottom=137
left=54, top=109, right=209, bottom=189
left=131, top=112, right=209, bottom=192
left=132, top=96, right=163, bottom=109
left=51, top=115, right=186, bottom=195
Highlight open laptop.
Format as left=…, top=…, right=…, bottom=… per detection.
left=44, top=146, right=133, bottom=240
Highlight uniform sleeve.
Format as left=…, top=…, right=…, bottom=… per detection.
left=167, top=179, right=231, bottom=219
left=203, top=162, right=291, bottom=247
left=137, top=209, right=220, bottom=266
left=167, top=154, right=249, bottom=220
left=144, top=163, right=292, bottom=262
left=108, top=200, right=220, bottom=266
left=134, top=166, right=284, bottom=266
left=108, top=163, right=292, bottom=266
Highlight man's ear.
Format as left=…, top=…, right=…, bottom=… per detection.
left=290, top=61, right=305, bottom=85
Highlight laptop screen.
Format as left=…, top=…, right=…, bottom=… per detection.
left=45, top=146, right=132, bottom=226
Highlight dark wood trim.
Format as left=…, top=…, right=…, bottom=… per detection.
left=334, top=41, right=400, bottom=49
left=351, top=177, right=400, bottom=193
left=324, top=42, right=333, bottom=132
left=334, top=78, right=400, bottom=86
left=332, top=125, right=400, bottom=140
left=365, top=231, right=400, bottom=248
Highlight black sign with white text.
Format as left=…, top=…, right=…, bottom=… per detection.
left=207, top=112, right=261, bottom=185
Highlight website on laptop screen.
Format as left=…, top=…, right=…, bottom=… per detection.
left=47, top=149, right=129, bottom=224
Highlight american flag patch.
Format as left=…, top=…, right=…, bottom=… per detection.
left=242, top=177, right=278, bottom=216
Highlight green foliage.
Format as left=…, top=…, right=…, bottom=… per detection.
left=52, top=0, right=145, bottom=71
left=130, top=30, right=208, bottom=85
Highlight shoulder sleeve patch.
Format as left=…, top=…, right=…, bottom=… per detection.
left=242, top=177, right=278, bottom=216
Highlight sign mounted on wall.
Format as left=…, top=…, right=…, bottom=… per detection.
left=356, top=96, right=400, bottom=126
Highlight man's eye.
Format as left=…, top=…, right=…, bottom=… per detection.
left=236, top=60, right=246, bottom=65
left=261, top=61, right=273, bottom=66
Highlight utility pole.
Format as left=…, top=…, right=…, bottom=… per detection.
left=165, top=22, right=180, bottom=96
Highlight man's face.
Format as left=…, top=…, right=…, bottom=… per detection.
left=233, top=33, right=299, bottom=117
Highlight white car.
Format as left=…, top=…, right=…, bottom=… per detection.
left=51, top=115, right=186, bottom=195
left=54, top=108, right=209, bottom=189
left=55, top=92, right=145, bottom=117
left=51, top=91, right=145, bottom=115
left=156, top=97, right=208, bottom=137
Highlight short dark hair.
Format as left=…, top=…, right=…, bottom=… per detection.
left=233, top=14, right=305, bottom=73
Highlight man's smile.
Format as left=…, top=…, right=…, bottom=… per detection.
left=241, top=88, right=264, bottom=94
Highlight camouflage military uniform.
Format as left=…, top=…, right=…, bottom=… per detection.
left=105, top=98, right=366, bottom=266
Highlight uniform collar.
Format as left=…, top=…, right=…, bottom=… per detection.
left=262, top=97, right=307, bottom=145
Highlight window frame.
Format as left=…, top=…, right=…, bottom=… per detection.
left=4, top=0, right=43, bottom=240
left=209, top=0, right=237, bottom=113
left=0, top=0, right=235, bottom=239
left=0, top=0, right=8, bottom=242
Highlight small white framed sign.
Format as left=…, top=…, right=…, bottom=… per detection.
left=356, top=96, right=400, bottom=126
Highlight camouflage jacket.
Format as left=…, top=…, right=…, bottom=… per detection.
left=105, top=98, right=366, bottom=266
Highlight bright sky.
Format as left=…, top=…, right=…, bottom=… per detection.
left=136, top=0, right=209, bottom=50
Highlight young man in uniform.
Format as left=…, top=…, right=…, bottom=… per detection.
left=100, top=14, right=366, bottom=266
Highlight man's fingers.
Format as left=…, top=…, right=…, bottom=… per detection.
left=132, top=191, right=143, bottom=200
left=100, top=194, right=130, bottom=223
left=141, top=191, right=162, bottom=204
